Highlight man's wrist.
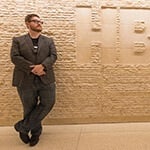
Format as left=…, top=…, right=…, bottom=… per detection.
left=41, top=64, right=46, bottom=71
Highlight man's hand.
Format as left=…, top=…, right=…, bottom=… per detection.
left=30, top=64, right=46, bottom=76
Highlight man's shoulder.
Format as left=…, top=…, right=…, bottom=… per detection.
left=40, top=34, right=53, bottom=41
left=13, top=34, right=27, bottom=40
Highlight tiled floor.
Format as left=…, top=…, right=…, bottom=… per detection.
left=1, top=123, right=150, bottom=150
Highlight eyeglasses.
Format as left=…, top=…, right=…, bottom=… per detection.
left=29, top=20, right=44, bottom=24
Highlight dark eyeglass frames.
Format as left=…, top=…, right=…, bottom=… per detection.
left=29, top=20, right=44, bottom=24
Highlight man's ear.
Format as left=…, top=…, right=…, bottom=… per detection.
left=25, top=22, right=29, bottom=29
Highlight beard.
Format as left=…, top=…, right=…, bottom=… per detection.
left=30, top=25, right=42, bottom=32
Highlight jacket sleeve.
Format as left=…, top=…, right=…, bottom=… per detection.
left=10, top=37, right=33, bottom=74
left=41, top=38, right=57, bottom=70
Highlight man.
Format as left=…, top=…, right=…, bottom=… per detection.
left=10, top=14, right=57, bottom=146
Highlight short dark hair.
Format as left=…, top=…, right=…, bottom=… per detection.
left=25, top=14, right=40, bottom=22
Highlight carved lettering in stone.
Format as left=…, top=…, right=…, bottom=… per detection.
left=134, top=21, right=145, bottom=33
left=134, top=42, right=146, bottom=53
left=91, top=41, right=101, bottom=64
left=147, top=35, right=150, bottom=40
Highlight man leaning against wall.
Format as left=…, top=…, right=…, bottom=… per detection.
left=10, top=14, right=57, bottom=146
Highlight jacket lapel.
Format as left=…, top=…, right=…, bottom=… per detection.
left=37, top=35, right=44, bottom=54
left=25, top=34, right=44, bottom=54
left=25, top=34, right=35, bottom=53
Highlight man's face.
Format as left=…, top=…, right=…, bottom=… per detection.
left=26, top=16, right=43, bottom=32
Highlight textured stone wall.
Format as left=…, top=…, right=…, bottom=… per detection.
left=1, top=0, right=150, bottom=126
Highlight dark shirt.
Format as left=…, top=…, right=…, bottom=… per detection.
left=31, top=37, right=39, bottom=54
left=30, top=36, right=40, bottom=79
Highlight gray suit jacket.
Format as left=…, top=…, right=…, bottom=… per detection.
left=10, top=34, right=57, bottom=86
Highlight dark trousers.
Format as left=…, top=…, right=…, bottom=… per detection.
left=15, top=77, right=56, bottom=136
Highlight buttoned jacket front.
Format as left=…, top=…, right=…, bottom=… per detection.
left=11, top=34, right=57, bottom=86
